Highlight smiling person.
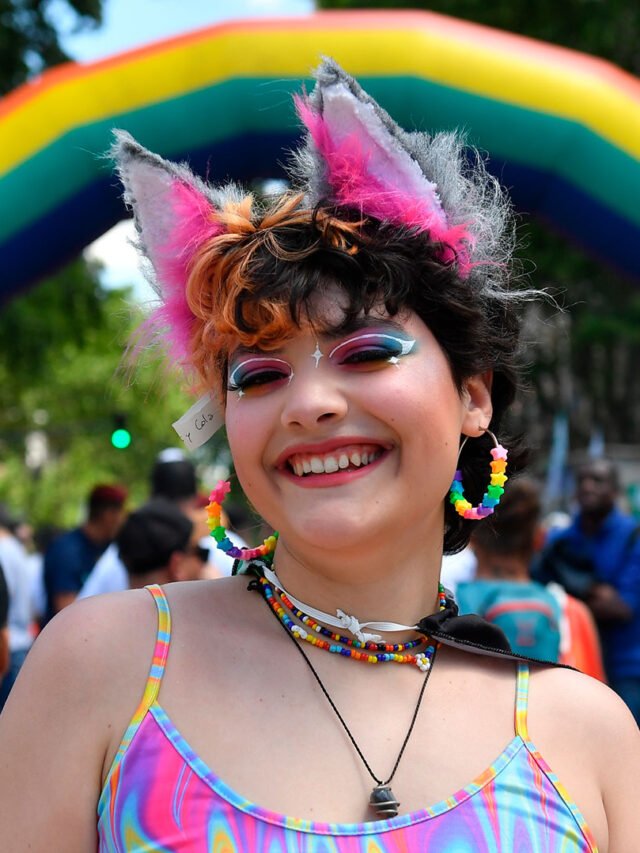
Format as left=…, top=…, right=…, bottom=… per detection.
left=0, top=60, right=638, bottom=853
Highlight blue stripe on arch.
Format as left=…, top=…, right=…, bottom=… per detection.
left=1, top=141, right=639, bottom=302
left=0, top=131, right=298, bottom=302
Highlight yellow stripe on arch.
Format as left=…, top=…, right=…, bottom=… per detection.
left=1, top=10, right=639, bottom=178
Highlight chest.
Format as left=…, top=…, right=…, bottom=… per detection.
left=135, top=642, right=519, bottom=821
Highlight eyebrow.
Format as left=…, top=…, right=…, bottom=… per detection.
left=322, top=315, right=409, bottom=338
left=228, top=316, right=409, bottom=361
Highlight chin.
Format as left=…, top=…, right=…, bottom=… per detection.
left=284, top=514, right=375, bottom=554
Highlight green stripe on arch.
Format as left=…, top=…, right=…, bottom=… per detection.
left=1, top=74, right=636, bottom=248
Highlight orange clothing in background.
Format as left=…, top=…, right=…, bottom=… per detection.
left=549, top=583, right=606, bottom=682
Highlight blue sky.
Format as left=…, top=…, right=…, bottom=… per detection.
left=57, top=0, right=314, bottom=300
left=56, top=0, right=313, bottom=62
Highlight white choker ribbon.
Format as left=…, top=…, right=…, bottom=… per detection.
left=262, top=566, right=417, bottom=643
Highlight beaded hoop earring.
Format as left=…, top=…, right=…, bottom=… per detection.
left=449, top=429, right=508, bottom=520
left=206, top=480, right=278, bottom=561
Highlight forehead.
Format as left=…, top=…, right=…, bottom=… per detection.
left=228, top=301, right=415, bottom=360
left=577, top=463, right=615, bottom=484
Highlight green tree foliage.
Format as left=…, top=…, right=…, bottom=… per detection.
left=317, top=0, right=640, bottom=74
left=0, top=0, right=102, bottom=94
left=0, top=259, right=197, bottom=526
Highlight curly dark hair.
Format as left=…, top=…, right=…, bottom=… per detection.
left=186, top=194, right=527, bottom=553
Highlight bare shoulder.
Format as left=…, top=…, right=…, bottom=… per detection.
left=528, top=665, right=640, bottom=852
left=23, top=587, right=157, bottom=705
left=0, top=588, right=159, bottom=852
left=528, top=665, right=639, bottom=750
left=161, top=575, right=269, bottom=637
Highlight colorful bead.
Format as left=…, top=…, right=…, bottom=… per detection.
left=206, top=480, right=277, bottom=563
left=450, top=433, right=508, bottom=520
left=257, top=576, right=443, bottom=671
left=275, top=584, right=444, bottom=653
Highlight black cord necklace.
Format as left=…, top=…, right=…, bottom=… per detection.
left=250, top=577, right=439, bottom=819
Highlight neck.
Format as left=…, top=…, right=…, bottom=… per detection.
left=269, top=526, right=444, bottom=634
left=580, top=506, right=613, bottom=535
left=474, top=553, right=531, bottom=582
left=82, top=520, right=107, bottom=546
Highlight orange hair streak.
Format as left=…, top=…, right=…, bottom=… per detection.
left=185, top=192, right=363, bottom=399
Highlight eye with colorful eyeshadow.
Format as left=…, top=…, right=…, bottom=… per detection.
left=227, top=357, right=293, bottom=396
left=328, top=332, right=417, bottom=369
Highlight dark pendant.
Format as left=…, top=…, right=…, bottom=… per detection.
left=369, top=784, right=400, bottom=818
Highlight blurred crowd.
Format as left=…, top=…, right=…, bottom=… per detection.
left=1, top=455, right=640, bottom=726
left=443, top=458, right=640, bottom=725
left=0, top=450, right=253, bottom=712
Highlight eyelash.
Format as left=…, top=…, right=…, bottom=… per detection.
left=227, top=336, right=414, bottom=393
left=339, top=345, right=402, bottom=365
left=226, top=357, right=292, bottom=394
left=226, top=369, right=290, bottom=393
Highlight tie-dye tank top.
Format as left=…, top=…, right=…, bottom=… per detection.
left=97, top=584, right=598, bottom=852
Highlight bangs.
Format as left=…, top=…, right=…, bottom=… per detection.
left=184, top=193, right=447, bottom=397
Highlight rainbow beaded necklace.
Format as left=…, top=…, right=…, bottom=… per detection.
left=257, top=575, right=445, bottom=672
left=277, top=583, right=426, bottom=652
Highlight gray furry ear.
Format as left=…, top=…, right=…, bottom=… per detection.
left=296, top=58, right=444, bottom=219
left=111, top=130, right=234, bottom=367
left=112, top=131, right=219, bottom=298
left=289, top=58, right=474, bottom=271
left=112, top=131, right=229, bottom=446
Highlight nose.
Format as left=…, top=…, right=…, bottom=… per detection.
left=280, top=364, right=348, bottom=430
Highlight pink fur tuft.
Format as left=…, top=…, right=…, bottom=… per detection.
left=146, top=180, right=225, bottom=366
left=295, top=95, right=475, bottom=275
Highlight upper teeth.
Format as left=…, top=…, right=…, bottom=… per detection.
left=288, top=446, right=383, bottom=477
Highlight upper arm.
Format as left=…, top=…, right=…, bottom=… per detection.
left=529, top=666, right=640, bottom=852
left=596, top=691, right=640, bottom=851
left=0, top=590, right=156, bottom=852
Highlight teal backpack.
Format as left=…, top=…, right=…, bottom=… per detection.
left=456, top=580, right=561, bottom=662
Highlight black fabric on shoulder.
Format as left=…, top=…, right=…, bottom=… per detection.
left=246, top=565, right=571, bottom=669
left=417, top=590, right=573, bottom=668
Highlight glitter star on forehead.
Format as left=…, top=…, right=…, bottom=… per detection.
left=311, top=343, right=323, bottom=367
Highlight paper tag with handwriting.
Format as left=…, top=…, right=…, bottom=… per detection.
left=172, top=393, right=224, bottom=450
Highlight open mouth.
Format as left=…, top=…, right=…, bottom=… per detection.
left=286, top=443, right=386, bottom=478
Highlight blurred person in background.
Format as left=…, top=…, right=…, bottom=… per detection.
left=117, top=499, right=210, bottom=589
left=0, top=563, right=9, bottom=681
left=79, top=452, right=249, bottom=598
left=79, top=451, right=202, bottom=598
left=0, top=505, right=35, bottom=711
left=457, top=479, right=562, bottom=661
left=43, top=485, right=127, bottom=622
left=537, top=459, right=640, bottom=720
left=26, top=525, right=62, bottom=626
left=458, top=479, right=604, bottom=678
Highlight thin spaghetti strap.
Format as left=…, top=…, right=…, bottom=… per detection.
left=515, top=662, right=530, bottom=740
left=99, top=584, right=173, bottom=787
left=139, top=584, right=172, bottom=711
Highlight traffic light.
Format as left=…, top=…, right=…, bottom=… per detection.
left=111, top=414, right=131, bottom=449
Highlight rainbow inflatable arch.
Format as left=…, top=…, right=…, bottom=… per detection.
left=1, top=9, right=639, bottom=301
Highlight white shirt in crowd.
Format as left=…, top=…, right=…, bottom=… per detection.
left=0, top=533, right=34, bottom=653
left=77, top=531, right=248, bottom=599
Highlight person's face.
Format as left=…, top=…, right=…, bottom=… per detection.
left=224, top=299, right=492, bottom=557
left=102, top=506, right=126, bottom=541
left=174, top=509, right=211, bottom=581
left=576, top=463, right=617, bottom=516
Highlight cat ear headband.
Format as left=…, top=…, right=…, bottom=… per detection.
left=113, top=57, right=503, bottom=450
